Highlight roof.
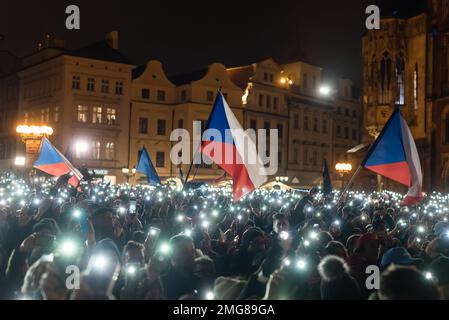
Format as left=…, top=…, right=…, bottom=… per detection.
left=67, top=41, right=133, bottom=65
left=226, top=65, right=255, bottom=90
left=168, top=67, right=209, bottom=86
left=132, top=64, right=147, bottom=80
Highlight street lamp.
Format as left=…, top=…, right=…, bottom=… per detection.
left=335, top=163, right=352, bottom=189
left=122, top=166, right=136, bottom=184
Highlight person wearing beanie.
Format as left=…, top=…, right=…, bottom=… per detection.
left=318, top=255, right=361, bottom=300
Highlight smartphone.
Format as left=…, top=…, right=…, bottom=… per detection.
left=147, top=227, right=161, bottom=241
left=129, top=200, right=137, bottom=215
left=124, top=262, right=142, bottom=292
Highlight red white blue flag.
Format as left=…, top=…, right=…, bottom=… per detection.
left=34, top=137, right=83, bottom=188
left=361, top=109, right=423, bottom=205
left=201, top=92, right=267, bottom=202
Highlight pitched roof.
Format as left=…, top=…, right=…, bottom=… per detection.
left=226, top=65, right=255, bottom=90
left=67, top=41, right=133, bottom=65
left=168, top=67, right=209, bottom=86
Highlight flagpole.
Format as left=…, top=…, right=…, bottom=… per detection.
left=337, top=165, right=362, bottom=205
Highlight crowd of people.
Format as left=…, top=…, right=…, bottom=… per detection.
left=0, top=172, right=448, bottom=300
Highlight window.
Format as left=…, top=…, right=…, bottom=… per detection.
left=266, top=96, right=271, bottom=109
left=157, top=119, right=166, bottom=135
left=273, top=97, right=279, bottom=110
left=396, top=54, right=405, bottom=105
left=105, top=142, right=115, bottom=160
left=336, top=125, right=341, bottom=137
left=156, top=152, right=165, bottom=168
left=294, top=148, right=299, bottom=164
left=380, top=51, right=392, bottom=104
left=92, top=141, right=101, bottom=160
left=313, top=118, right=318, bottom=132
left=269, top=74, right=273, bottom=83
left=312, top=150, right=318, bottom=166
left=312, top=76, right=316, bottom=90
left=352, top=128, right=357, bottom=140
left=45, top=107, right=50, bottom=123
left=293, top=113, right=299, bottom=129
left=345, top=108, right=349, bottom=116
left=277, top=124, right=283, bottom=139
left=178, top=119, right=184, bottom=129
left=139, top=117, right=148, bottom=134
left=206, top=91, right=214, bottom=102
left=87, top=78, right=95, bottom=91
left=92, top=107, right=102, bottom=124
left=107, top=108, right=116, bottom=125
left=259, top=94, right=264, bottom=107
left=322, top=120, right=328, bottom=134
left=250, top=119, right=257, bottom=131
left=353, top=110, right=357, bottom=118
left=181, top=90, right=186, bottom=101
left=41, top=109, right=45, bottom=123
left=344, top=127, right=349, bottom=139
left=101, top=80, right=109, bottom=93
left=264, top=122, right=270, bottom=136
left=24, top=112, right=29, bottom=124
left=115, top=81, right=123, bottom=95
left=77, top=105, right=88, bottom=123
left=264, top=72, right=268, bottom=81
left=303, top=149, right=308, bottom=165
left=414, top=63, right=418, bottom=110
left=54, top=107, right=59, bottom=123
left=72, top=76, right=80, bottom=90
left=157, top=90, right=166, bottom=101
left=303, top=73, right=308, bottom=89
left=142, top=88, right=150, bottom=99
left=304, top=116, right=309, bottom=131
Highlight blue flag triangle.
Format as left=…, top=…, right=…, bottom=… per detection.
left=137, top=147, right=161, bottom=185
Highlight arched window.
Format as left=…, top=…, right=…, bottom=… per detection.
left=380, top=51, right=392, bottom=104
left=396, top=54, right=405, bottom=105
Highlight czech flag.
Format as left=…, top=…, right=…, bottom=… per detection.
left=201, top=92, right=267, bottom=202
left=34, top=138, right=83, bottom=188
left=361, top=109, right=423, bottom=205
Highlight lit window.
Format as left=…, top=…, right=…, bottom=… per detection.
left=87, top=78, right=95, bottom=91
left=105, top=142, right=115, bottom=160
left=92, top=141, right=101, bottom=160
left=77, top=105, right=88, bottom=123
left=396, top=55, right=405, bottom=105
left=24, top=112, right=29, bottom=124
left=115, top=81, right=123, bottom=95
left=107, top=108, right=116, bottom=125
left=101, top=80, right=109, bottom=94
left=72, top=76, right=81, bottom=90
left=92, top=107, right=102, bottom=124
left=54, top=106, right=59, bottom=123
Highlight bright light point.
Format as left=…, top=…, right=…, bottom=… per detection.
left=418, top=226, right=425, bottom=233
left=127, top=265, right=137, bottom=275
left=309, top=231, right=318, bottom=240
left=73, top=210, right=82, bottom=218
left=60, top=240, right=78, bottom=257
left=283, top=259, right=291, bottom=267
left=333, top=220, right=340, bottom=226
left=319, top=86, right=331, bottom=96
left=205, top=291, right=215, bottom=300
left=119, top=207, right=126, bottom=214
left=184, top=229, right=192, bottom=237
left=237, top=215, right=242, bottom=221
left=212, top=210, right=219, bottom=217
left=75, top=141, right=88, bottom=153
left=159, top=243, right=171, bottom=255
left=297, top=259, right=306, bottom=270
left=279, top=231, right=290, bottom=241
left=425, top=272, right=433, bottom=280
left=93, top=255, right=108, bottom=270
left=304, top=240, right=310, bottom=247
left=177, top=214, right=185, bottom=222
left=202, top=220, right=210, bottom=229
left=15, top=156, right=26, bottom=167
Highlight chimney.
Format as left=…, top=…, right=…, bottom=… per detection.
left=106, top=30, right=119, bottom=50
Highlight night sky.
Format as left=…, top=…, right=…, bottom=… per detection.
left=0, top=0, right=374, bottom=85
